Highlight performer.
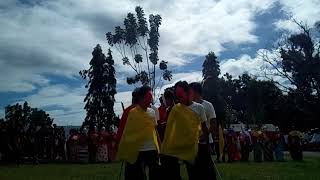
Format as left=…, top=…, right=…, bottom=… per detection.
left=117, top=86, right=160, bottom=180
left=189, top=82, right=216, bottom=179
left=88, top=126, right=98, bottom=163
left=157, top=89, right=175, bottom=142
left=115, top=88, right=139, bottom=151
left=157, top=97, right=167, bottom=142
left=161, top=81, right=208, bottom=180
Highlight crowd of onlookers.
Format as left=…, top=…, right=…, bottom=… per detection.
left=0, top=122, right=66, bottom=164
left=67, top=126, right=116, bottom=163
left=0, top=119, right=308, bottom=165
left=0, top=120, right=117, bottom=164
left=214, top=128, right=303, bottom=163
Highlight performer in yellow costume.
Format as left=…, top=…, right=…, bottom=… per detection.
left=161, top=81, right=208, bottom=180
left=117, top=86, right=160, bottom=180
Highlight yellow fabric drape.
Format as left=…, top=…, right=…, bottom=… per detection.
left=218, top=125, right=225, bottom=160
left=161, top=103, right=201, bottom=162
left=117, top=106, right=159, bottom=164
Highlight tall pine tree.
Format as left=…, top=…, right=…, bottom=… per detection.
left=105, top=48, right=117, bottom=129
left=202, top=52, right=227, bottom=124
left=80, top=44, right=117, bottom=131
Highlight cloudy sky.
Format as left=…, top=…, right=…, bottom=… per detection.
left=0, top=0, right=319, bottom=125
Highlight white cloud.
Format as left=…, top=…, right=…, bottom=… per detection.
left=0, top=0, right=277, bottom=93
left=220, top=54, right=263, bottom=78
left=13, top=83, right=135, bottom=125
left=158, top=71, right=203, bottom=94
left=2, top=0, right=318, bottom=124
left=275, top=0, right=320, bottom=32
left=154, top=0, right=275, bottom=65
left=220, top=49, right=289, bottom=87
left=18, top=84, right=86, bottom=125
left=2, top=0, right=318, bottom=94
left=114, top=91, right=133, bottom=114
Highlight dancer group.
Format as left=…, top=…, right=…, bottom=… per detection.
left=116, top=81, right=218, bottom=180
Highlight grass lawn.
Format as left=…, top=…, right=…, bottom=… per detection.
left=1, top=156, right=320, bottom=180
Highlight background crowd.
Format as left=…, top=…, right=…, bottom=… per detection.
left=0, top=106, right=307, bottom=165
left=213, top=128, right=303, bottom=163
left=0, top=120, right=117, bottom=164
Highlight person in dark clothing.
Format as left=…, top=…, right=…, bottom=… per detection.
left=26, top=125, right=38, bottom=164
left=52, top=124, right=59, bottom=160
left=288, top=130, right=303, bottom=161
left=88, top=126, right=98, bottom=163
left=189, top=82, right=216, bottom=180
left=157, top=89, right=175, bottom=142
left=14, top=127, right=24, bottom=165
left=252, top=131, right=263, bottom=162
left=0, top=122, right=12, bottom=162
left=240, top=135, right=251, bottom=162
left=275, top=133, right=285, bottom=162
left=58, top=127, right=66, bottom=160
left=157, top=97, right=167, bottom=142
left=263, top=133, right=274, bottom=162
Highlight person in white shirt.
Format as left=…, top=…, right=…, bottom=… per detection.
left=118, top=86, right=160, bottom=180
left=140, top=107, right=158, bottom=151
left=190, top=82, right=217, bottom=180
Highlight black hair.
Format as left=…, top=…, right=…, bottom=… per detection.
left=174, top=81, right=189, bottom=93
left=159, top=96, right=163, bottom=103
left=132, top=88, right=139, bottom=104
left=164, top=88, right=175, bottom=100
left=190, top=82, right=202, bottom=95
left=137, top=86, right=152, bottom=100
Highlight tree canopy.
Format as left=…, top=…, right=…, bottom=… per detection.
left=80, top=44, right=117, bottom=131
left=106, top=6, right=172, bottom=99
left=201, top=21, right=320, bottom=131
left=4, top=102, right=53, bottom=130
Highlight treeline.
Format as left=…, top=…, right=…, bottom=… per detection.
left=202, top=22, right=320, bottom=131
left=0, top=102, right=53, bottom=130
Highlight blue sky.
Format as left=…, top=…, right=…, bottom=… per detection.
left=0, top=0, right=319, bottom=125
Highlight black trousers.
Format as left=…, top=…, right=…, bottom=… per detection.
left=161, top=144, right=216, bottom=180
left=161, top=155, right=182, bottom=180
left=88, top=144, right=97, bottom=163
left=214, top=141, right=220, bottom=160
left=192, top=144, right=217, bottom=180
left=125, top=150, right=160, bottom=180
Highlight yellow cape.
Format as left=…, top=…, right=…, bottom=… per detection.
left=117, top=106, right=159, bottom=164
left=161, top=103, right=201, bottom=162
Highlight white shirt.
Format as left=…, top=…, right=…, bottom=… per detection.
left=201, top=100, right=216, bottom=128
left=140, top=108, right=158, bottom=151
left=150, top=104, right=160, bottom=122
left=188, top=102, right=207, bottom=123
left=188, top=102, right=207, bottom=144
left=201, top=100, right=217, bottom=143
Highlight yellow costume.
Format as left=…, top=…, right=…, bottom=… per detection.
left=117, top=106, right=159, bottom=164
left=161, top=103, right=201, bottom=162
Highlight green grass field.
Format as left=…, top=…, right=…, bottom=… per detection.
left=1, top=156, right=320, bottom=180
